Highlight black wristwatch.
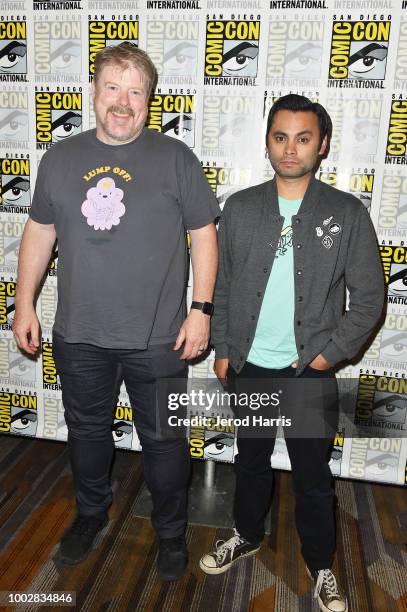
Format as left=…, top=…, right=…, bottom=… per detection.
left=190, top=301, right=214, bottom=316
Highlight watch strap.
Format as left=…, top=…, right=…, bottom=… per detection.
left=191, top=301, right=214, bottom=316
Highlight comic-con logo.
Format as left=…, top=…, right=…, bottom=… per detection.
left=189, top=415, right=235, bottom=461
left=0, top=90, right=29, bottom=148
left=362, top=312, right=407, bottom=368
left=349, top=437, right=403, bottom=482
left=0, top=19, right=27, bottom=82
left=326, top=96, right=381, bottom=162
left=43, top=395, right=66, bottom=439
left=48, top=248, right=58, bottom=277
left=204, top=418, right=235, bottom=462
left=42, top=341, right=61, bottom=391
left=204, top=19, right=260, bottom=85
left=380, top=244, right=407, bottom=306
left=329, top=430, right=344, bottom=476
left=0, top=390, right=37, bottom=435
left=202, top=164, right=251, bottom=208
left=189, top=419, right=204, bottom=458
left=385, top=98, right=407, bottom=165
left=266, top=20, right=324, bottom=83
left=201, top=93, right=256, bottom=157
left=34, top=18, right=82, bottom=80
left=356, top=375, right=407, bottom=432
left=0, top=279, right=16, bottom=330
left=88, top=19, right=139, bottom=81
left=378, top=173, right=407, bottom=232
left=148, top=94, right=195, bottom=148
left=35, top=90, right=82, bottom=150
left=0, top=216, right=24, bottom=276
left=40, top=283, right=57, bottom=333
left=328, top=19, right=390, bottom=88
left=319, top=169, right=374, bottom=212
left=394, top=21, right=407, bottom=86
left=379, top=314, right=407, bottom=366
left=113, top=404, right=133, bottom=449
left=146, top=18, right=199, bottom=82
left=0, top=157, right=30, bottom=214
left=0, top=337, right=36, bottom=387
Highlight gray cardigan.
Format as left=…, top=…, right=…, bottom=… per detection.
left=211, top=176, right=385, bottom=375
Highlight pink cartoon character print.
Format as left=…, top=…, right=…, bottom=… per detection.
left=81, top=177, right=125, bottom=230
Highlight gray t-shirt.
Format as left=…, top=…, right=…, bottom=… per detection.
left=30, top=128, right=220, bottom=348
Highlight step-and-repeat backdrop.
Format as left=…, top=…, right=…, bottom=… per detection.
left=0, top=0, right=406, bottom=486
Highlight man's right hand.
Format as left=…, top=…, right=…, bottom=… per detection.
left=13, top=307, right=41, bottom=355
left=214, top=358, right=229, bottom=385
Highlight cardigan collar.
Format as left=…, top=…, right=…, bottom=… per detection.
left=263, top=174, right=322, bottom=217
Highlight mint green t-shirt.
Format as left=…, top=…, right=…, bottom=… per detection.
left=247, top=197, right=302, bottom=369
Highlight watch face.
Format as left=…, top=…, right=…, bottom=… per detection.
left=203, top=302, right=214, bottom=315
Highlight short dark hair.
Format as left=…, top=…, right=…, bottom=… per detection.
left=94, top=42, right=158, bottom=99
left=266, top=94, right=332, bottom=147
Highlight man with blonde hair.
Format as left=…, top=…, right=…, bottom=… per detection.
left=13, top=43, right=219, bottom=580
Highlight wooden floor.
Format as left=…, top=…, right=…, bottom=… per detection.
left=0, top=435, right=406, bottom=612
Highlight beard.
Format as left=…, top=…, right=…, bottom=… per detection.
left=100, top=105, right=140, bottom=143
left=269, top=156, right=317, bottom=179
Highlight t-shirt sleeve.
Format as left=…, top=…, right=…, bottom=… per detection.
left=29, top=151, right=56, bottom=225
left=176, top=145, right=221, bottom=230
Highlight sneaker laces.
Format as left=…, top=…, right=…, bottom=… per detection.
left=314, top=569, right=340, bottom=600
left=214, top=529, right=246, bottom=564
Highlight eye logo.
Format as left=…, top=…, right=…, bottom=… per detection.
left=0, top=21, right=27, bottom=79
left=204, top=431, right=234, bottom=462
left=380, top=245, right=407, bottom=305
left=146, top=20, right=199, bottom=80
left=204, top=20, right=261, bottom=84
left=0, top=41, right=27, bottom=74
left=163, top=41, right=197, bottom=77
left=222, top=41, right=259, bottom=77
left=267, top=21, right=324, bottom=83
left=348, top=42, right=388, bottom=78
left=147, top=94, right=196, bottom=148
left=388, top=266, right=407, bottom=297
left=51, top=110, right=82, bottom=142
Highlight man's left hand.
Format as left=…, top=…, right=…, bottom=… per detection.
left=174, top=309, right=210, bottom=360
left=309, top=353, right=332, bottom=370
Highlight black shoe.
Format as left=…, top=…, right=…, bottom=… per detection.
left=157, top=535, right=188, bottom=581
left=58, top=514, right=108, bottom=565
left=199, top=528, right=260, bottom=575
left=306, top=567, right=348, bottom=612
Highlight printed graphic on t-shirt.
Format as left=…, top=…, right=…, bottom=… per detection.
left=275, top=225, right=293, bottom=258
left=81, top=176, right=125, bottom=231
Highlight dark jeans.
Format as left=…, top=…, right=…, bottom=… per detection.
left=53, top=333, right=190, bottom=539
left=230, top=362, right=338, bottom=571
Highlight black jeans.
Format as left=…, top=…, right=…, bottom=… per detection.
left=53, top=333, right=190, bottom=539
left=230, top=361, right=338, bottom=571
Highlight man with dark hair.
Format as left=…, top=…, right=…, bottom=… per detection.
left=13, top=43, right=220, bottom=580
left=200, top=95, right=384, bottom=612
